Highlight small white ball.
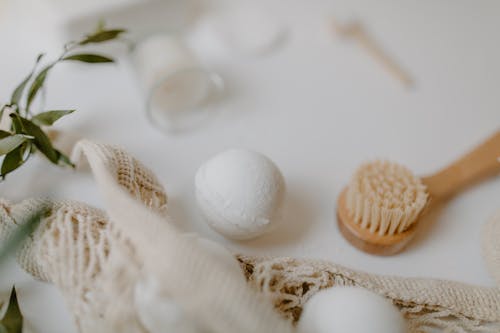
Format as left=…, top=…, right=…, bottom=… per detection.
left=195, top=149, right=285, bottom=240
left=298, top=286, right=408, bottom=333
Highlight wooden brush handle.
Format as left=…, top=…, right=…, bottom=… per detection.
left=422, top=130, right=500, bottom=201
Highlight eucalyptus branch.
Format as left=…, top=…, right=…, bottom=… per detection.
left=0, top=23, right=126, bottom=180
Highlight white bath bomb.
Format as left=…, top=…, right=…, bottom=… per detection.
left=298, top=286, right=408, bottom=333
left=195, top=149, right=285, bottom=240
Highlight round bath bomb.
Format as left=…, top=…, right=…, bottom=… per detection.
left=298, top=286, right=407, bottom=333
left=195, top=149, right=285, bottom=240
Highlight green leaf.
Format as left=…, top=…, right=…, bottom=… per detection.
left=0, top=288, right=23, bottom=333
left=63, top=54, right=114, bottom=63
left=79, top=29, right=126, bottom=45
left=17, top=117, right=58, bottom=163
left=0, top=204, right=47, bottom=266
left=10, top=53, right=44, bottom=106
left=55, top=149, right=75, bottom=168
left=0, top=131, right=10, bottom=139
left=10, top=75, right=31, bottom=107
left=26, top=64, right=53, bottom=110
left=31, top=110, right=75, bottom=126
left=0, top=135, right=32, bottom=156
left=0, top=144, right=26, bottom=178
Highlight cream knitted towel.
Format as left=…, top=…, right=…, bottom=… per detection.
left=0, top=140, right=499, bottom=333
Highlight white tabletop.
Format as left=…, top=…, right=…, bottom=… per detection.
left=1, top=0, right=499, bottom=332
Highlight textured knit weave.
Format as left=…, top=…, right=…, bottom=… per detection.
left=0, top=140, right=499, bottom=333
left=238, top=256, right=500, bottom=332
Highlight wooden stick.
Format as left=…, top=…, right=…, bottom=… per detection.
left=332, top=19, right=414, bottom=88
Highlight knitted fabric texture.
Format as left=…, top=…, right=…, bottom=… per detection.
left=0, top=140, right=499, bottom=333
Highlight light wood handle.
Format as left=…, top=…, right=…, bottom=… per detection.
left=355, top=30, right=414, bottom=88
left=422, top=130, right=500, bottom=201
left=331, top=19, right=414, bottom=88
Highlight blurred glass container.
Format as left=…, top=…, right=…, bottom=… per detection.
left=131, top=34, right=223, bottom=133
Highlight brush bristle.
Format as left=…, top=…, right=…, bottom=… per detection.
left=346, top=160, right=428, bottom=236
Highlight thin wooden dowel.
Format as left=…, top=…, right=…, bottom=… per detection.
left=332, top=18, right=414, bottom=88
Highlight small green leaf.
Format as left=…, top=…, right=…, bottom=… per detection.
left=0, top=204, right=47, bottom=266
left=10, top=53, right=44, bottom=106
left=26, top=64, right=53, bottom=110
left=1, top=145, right=26, bottom=178
left=17, top=117, right=58, bottom=163
left=10, top=75, right=31, bottom=106
left=0, top=135, right=31, bottom=156
left=63, top=54, right=114, bottom=63
left=0, top=131, right=10, bottom=139
left=0, top=288, right=23, bottom=333
left=56, top=149, right=75, bottom=168
left=79, top=29, right=126, bottom=45
left=31, top=110, right=75, bottom=126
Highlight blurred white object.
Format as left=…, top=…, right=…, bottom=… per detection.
left=184, top=233, right=243, bottom=275
left=48, top=0, right=147, bottom=20
left=135, top=277, right=203, bottom=333
left=298, top=286, right=407, bottom=333
left=131, top=34, right=223, bottom=133
left=193, top=3, right=287, bottom=56
left=134, top=234, right=241, bottom=333
left=52, top=0, right=199, bottom=42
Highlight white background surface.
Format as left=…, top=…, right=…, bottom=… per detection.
left=0, top=0, right=499, bottom=332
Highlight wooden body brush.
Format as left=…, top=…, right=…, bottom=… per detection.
left=337, top=131, right=500, bottom=255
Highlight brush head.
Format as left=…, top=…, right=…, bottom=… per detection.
left=338, top=161, right=429, bottom=255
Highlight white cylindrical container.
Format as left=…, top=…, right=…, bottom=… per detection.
left=131, top=34, right=223, bottom=132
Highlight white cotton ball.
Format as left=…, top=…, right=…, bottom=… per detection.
left=298, top=286, right=408, bottom=333
left=195, top=149, right=285, bottom=240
